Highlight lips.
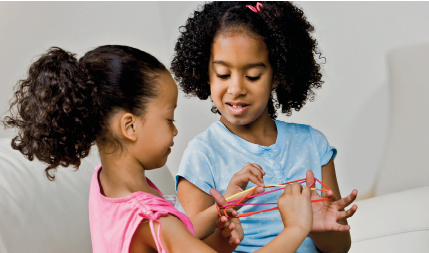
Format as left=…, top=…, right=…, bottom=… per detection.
left=225, top=101, right=249, bottom=115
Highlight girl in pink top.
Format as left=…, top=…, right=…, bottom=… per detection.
left=5, top=44, right=319, bottom=253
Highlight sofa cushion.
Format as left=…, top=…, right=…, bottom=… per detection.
left=0, top=138, right=99, bottom=253
left=349, top=186, right=429, bottom=252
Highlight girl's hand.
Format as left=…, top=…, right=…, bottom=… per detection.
left=215, top=216, right=243, bottom=246
left=223, top=163, right=266, bottom=211
left=277, top=182, right=313, bottom=233
left=210, top=188, right=244, bottom=245
left=306, top=170, right=358, bottom=232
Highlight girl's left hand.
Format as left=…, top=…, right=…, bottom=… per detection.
left=211, top=188, right=244, bottom=245
left=306, top=170, right=358, bottom=232
left=215, top=216, right=243, bottom=246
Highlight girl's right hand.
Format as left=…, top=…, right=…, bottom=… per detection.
left=222, top=163, right=266, bottom=211
left=278, top=182, right=313, bottom=233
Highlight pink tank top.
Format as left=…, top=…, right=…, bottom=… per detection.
left=89, top=164, right=195, bottom=253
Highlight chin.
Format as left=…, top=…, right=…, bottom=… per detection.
left=222, top=113, right=253, bottom=126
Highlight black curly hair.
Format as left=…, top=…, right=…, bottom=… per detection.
left=171, top=1, right=324, bottom=118
left=2, top=45, right=166, bottom=180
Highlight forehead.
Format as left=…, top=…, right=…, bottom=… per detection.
left=211, top=33, right=268, bottom=63
left=153, top=71, right=178, bottom=107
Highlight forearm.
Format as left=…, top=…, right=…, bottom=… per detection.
left=255, top=226, right=309, bottom=253
left=190, top=204, right=219, bottom=239
left=202, top=229, right=236, bottom=253
left=309, top=230, right=351, bottom=253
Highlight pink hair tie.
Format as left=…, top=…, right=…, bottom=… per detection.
left=246, top=2, right=263, bottom=13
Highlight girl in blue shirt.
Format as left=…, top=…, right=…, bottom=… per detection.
left=171, top=2, right=358, bottom=253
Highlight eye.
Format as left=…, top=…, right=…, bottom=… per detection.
left=216, top=74, right=230, bottom=80
left=168, top=119, right=175, bottom=124
left=246, top=76, right=261, bottom=81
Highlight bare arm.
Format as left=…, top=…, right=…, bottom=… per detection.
left=177, top=162, right=265, bottom=238
left=177, top=163, right=267, bottom=250
left=130, top=214, right=218, bottom=253
left=177, top=178, right=241, bottom=252
left=309, top=158, right=353, bottom=253
left=130, top=212, right=309, bottom=253
left=177, top=178, right=216, bottom=237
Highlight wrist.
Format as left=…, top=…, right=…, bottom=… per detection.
left=283, top=224, right=311, bottom=237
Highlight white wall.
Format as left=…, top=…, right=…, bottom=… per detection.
left=1, top=2, right=428, bottom=199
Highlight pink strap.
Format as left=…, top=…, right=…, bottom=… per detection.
left=142, top=211, right=169, bottom=253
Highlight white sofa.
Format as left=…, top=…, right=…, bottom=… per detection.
left=1, top=43, right=428, bottom=252
left=0, top=138, right=175, bottom=253
left=1, top=137, right=428, bottom=253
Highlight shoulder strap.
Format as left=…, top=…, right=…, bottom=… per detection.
left=140, top=210, right=169, bottom=253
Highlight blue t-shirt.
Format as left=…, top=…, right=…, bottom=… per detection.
left=176, top=120, right=337, bottom=253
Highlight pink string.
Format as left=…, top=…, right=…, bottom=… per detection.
left=220, top=179, right=315, bottom=208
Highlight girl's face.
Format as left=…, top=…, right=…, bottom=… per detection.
left=133, top=71, right=178, bottom=170
left=209, top=32, right=275, bottom=126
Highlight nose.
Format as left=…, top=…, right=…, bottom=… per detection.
left=173, top=123, right=178, bottom=137
left=227, top=76, right=247, bottom=97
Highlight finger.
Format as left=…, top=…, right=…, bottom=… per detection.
left=221, top=222, right=235, bottom=237
left=233, top=169, right=265, bottom=188
left=210, top=188, right=228, bottom=207
left=284, top=184, right=292, bottom=195
left=337, top=205, right=358, bottom=220
left=302, top=185, right=311, bottom=198
left=291, top=182, right=303, bottom=195
left=335, top=189, right=358, bottom=209
left=216, top=216, right=229, bottom=229
left=225, top=207, right=238, bottom=217
left=306, top=170, right=315, bottom=187
left=235, top=172, right=265, bottom=190
left=238, top=163, right=265, bottom=184
left=244, top=162, right=265, bottom=175
left=332, top=223, right=351, bottom=232
left=228, top=230, right=241, bottom=246
left=245, top=164, right=266, bottom=186
left=325, top=190, right=334, bottom=199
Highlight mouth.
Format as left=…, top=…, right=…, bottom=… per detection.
left=225, top=102, right=249, bottom=115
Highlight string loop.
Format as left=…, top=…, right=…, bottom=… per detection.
left=216, top=178, right=332, bottom=218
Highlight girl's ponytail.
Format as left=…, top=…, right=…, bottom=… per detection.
left=3, top=47, right=101, bottom=180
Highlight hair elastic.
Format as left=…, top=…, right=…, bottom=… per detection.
left=246, top=2, right=263, bottom=13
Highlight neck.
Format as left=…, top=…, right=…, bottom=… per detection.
left=98, top=146, right=159, bottom=198
left=220, top=106, right=277, bottom=147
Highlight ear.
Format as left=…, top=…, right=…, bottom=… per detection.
left=271, top=77, right=278, bottom=89
left=120, top=113, right=138, bottom=142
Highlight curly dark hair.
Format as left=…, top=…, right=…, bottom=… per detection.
left=171, top=1, right=324, bottom=118
left=2, top=46, right=166, bottom=180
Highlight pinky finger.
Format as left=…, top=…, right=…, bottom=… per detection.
left=335, top=224, right=351, bottom=232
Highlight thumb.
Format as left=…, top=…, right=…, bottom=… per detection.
left=306, top=170, right=315, bottom=188
left=210, top=188, right=238, bottom=217
left=210, top=188, right=228, bottom=207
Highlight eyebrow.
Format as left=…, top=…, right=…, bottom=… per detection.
left=213, top=61, right=266, bottom=69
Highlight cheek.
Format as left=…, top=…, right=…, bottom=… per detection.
left=210, top=82, right=225, bottom=101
